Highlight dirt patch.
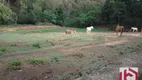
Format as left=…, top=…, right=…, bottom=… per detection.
left=76, top=50, right=142, bottom=80
left=21, top=25, right=62, bottom=30
left=1, top=25, right=62, bottom=32
left=58, top=40, right=129, bottom=54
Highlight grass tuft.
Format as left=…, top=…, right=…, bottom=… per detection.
left=0, top=51, right=6, bottom=55
left=10, top=44, right=17, bottom=47
left=7, top=60, right=22, bottom=70
left=51, top=57, right=59, bottom=62
left=0, top=48, right=7, bottom=52
left=68, top=53, right=85, bottom=58
left=32, top=43, right=41, bottom=48
left=27, top=58, right=45, bottom=65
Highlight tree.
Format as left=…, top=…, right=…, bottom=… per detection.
left=0, top=3, right=15, bottom=24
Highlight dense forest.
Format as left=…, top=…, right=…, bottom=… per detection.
left=0, top=0, right=142, bottom=30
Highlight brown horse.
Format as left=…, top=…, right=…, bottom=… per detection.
left=115, top=24, right=124, bottom=36
left=65, top=30, right=76, bottom=34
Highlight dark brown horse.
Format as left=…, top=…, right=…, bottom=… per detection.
left=115, top=24, right=124, bottom=36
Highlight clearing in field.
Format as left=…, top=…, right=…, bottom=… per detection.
left=0, top=26, right=142, bottom=80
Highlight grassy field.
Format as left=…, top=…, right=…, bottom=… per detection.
left=0, top=27, right=108, bottom=55
left=0, top=26, right=142, bottom=80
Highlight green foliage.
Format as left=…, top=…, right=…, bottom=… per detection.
left=10, top=44, right=17, bottom=46
left=7, top=60, right=22, bottom=70
left=0, top=3, right=15, bottom=24
left=74, top=8, right=102, bottom=27
left=43, top=10, right=57, bottom=24
left=51, top=57, right=59, bottom=62
left=27, top=58, right=44, bottom=65
left=18, top=11, right=37, bottom=24
left=0, top=51, right=6, bottom=55
left=0, top=0, right=105, bottom=27
left=68, top=53, right=85, bottom=58
left=0, top=48, right=7, bottom=52
left=102, top=0, right=142, bottom=30
left=1, top=0, right=142, bottom=29
left=27, top=11, right=37, bottom=24
left=32, top=43, right=41, bottom=48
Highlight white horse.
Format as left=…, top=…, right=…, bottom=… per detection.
left=86, top=26, right=94, bottom=33
left=131, top=27, right=138, bottom=32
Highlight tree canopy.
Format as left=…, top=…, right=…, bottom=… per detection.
left=0, top=0, right=142, bottom=29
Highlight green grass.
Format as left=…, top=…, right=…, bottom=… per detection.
left=68, top=53, right=85, bottom=58
left=27, top=58, right=45, bottom=65
left=10, top=43, right=17, bottom=47
left=0, top=32, right=105, bottom=54
left=0, top=27, right=107, bottom=55
left=15, top=27, right=108, bottom=33
left=0, top=48, right=7, bottom=55
left=0, top=51, right=6, bottom=55
left=32, top=43, right=41, bottom=48
left=0, top=48, right=7, bottom=52
left=7, top=59, right=22, bottom=70
left=48, top=53, right=64, bottom=58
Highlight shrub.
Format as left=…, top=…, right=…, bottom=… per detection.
left=51, top=57, right=59, bottom=62
left=27, top=58, right=44, bottom=65
left=32, top=43, right=41, bottom=48
left=0, top=3, right=15, bottom=24
left=17, top=11, right=37, bottom=24
left=10, top=44, right=17, bottom=47
left=0, top=48, right=7, bottom=52
left=7, top=60, right=22, bottom=70
left=0, top=51, right=6, bottom=55
left=69, top=53, right=85, bottom=58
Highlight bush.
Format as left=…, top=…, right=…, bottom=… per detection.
left=43, top=10, right=57, bottom=24
left=0, top=48, right=7, bottom=52
left=0, top=3, right=15, bottom=24
left=0, top=51, right=6, bottom=55
left=10, top=44, right=17, bottom=47
left=27, top=11, right=37, bottom=24
left=32, top=43, right=41, bottom=48
left=27, top=58, right=44, bottom=65
left=51, top=57, right=59, bottom=62
left=7, top=60, right=22, bottom=70
left=69, top=53, right=85, bottom=58
left=17, top=11, right=37, bottom=24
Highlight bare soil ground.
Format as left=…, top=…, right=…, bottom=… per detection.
left=0, top=32, right=142, bottom=80
left=0, top=25, right=62, bottom=32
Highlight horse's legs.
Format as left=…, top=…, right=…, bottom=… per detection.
left=116, top=31, right=118, bottom=35
left=120, top=31, right=123, bottom=36
left=120, top=29, right=124, bottom=36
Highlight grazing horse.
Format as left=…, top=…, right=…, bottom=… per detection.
left=65, top=30, right=76, bottom=34
left=115, top=24, right=124, bottom=36
left=131, top=27, right=138, bottom=32
left=86, top=26, right=94, bottom=33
